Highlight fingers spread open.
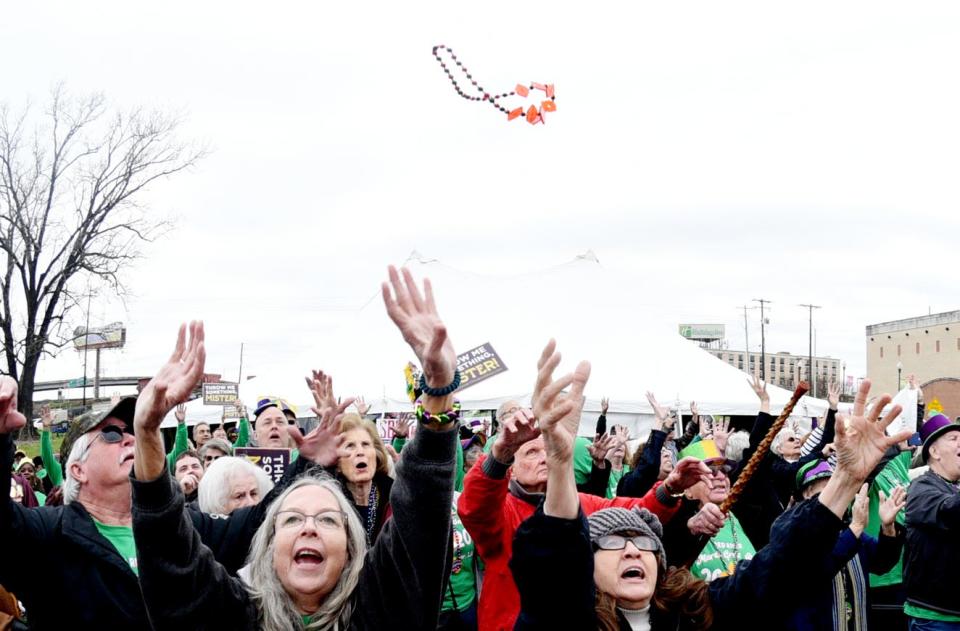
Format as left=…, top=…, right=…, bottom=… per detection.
left=423, top=278, right=438, bottom=313
left=853, top=379, right=871, bottom=417
left=286, top=424, right=305, bottom=447
left=537, top=339, right=557, bottom=370
left=168, top=323, right=187, bottom=363
left=402, top=268, right=426, bottom=312
left=878, top=404, right=903, bottom=432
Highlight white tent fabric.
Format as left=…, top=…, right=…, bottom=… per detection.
left=286, top=254, right=830, bottom=436
left=162, top=254, right=830, bottom=435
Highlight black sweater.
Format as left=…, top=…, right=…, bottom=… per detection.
left=131, top=424, right=458, bottom=630
left=511, top=497, right=850, bottom=631
left=904, top=468, right=960, bottom=617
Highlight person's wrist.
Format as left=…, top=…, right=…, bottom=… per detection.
left=492, top=439, right=516, bottom=464
left=881, top=521, right=897, bottom=537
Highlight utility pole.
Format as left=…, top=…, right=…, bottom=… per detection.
left=238, top=343, right=244, bottom=383
left=82, top=288, right=92, bottom=407
left=799, top=304, right=821, bottom=395
left=753, top=299, right=771, bottom=380
left=739, top=305, right=758, bottom=374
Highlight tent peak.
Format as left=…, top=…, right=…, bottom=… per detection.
left=576, top=250, right=600, bottom=264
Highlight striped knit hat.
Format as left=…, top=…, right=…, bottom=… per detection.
left=588, top=507, right=667, bottom=571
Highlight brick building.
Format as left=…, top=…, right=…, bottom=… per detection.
left=705, top=349, right=841, bottom=398
left=866, top=310, right=960, bottom=418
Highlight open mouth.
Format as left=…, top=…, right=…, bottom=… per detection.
left=620, top=566, right=646, bottom=581
left=120, top=453, right=135, bottom=464
left=294, top=549, right=324, bottom=567
left=355, top=461, right=368, bottom=471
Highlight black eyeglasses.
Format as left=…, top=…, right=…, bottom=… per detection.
left=594, top=534, right=659, bottom=552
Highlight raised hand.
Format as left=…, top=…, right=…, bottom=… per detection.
left=600, top=397, right=610, bottom=415
left=385, top=444, right=401, bottom=464
left=713, top=417, right=731, bottom=455
left=646, top=391, right=671, bottom=432
left=828, top=381, right=841, bottom=410
left=698, top=414, right=712, bottom=439
left=392, top=412, right=413, bottom=439
left=834, top=380, right=911, bottom=483
left=688, top=502, right=726, bottom=537
left=295, top=370, right=355, bottom=466
left=587, top=433, right=615, bottom=467
left=40, top=404, right=53, bottom=429
left=664, top=456, right=711, bottom=494
left=354, top=396, right=371, bottom=416
left=879, top=485, right=907, bottom=533
left=849, top=483, right=870, bottom=536
left=134, top=322, right=206, bottom=481
left=135, top=322, right=206, bottom=434
left=382, top=266, right=456, bottom=391
left=175, top=403, right=187, bottom=424
left=748, top=373, right=770, bottom=412
left=0, top=377, right=25, bottom=435
left=533, top=339, right=590, bottom=463
left=491, top=406, right=540, bottom=463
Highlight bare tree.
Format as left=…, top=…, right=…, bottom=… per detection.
left=0, top=86, right=205, bottom=430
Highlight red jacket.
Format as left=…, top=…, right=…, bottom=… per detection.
left=458, top=454, right=680, bottom=631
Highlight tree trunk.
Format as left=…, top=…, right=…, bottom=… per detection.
left=16, top=353, right=38, bottom=441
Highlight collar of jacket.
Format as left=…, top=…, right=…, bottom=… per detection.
left=62, top=502, right=139, bottom=578
left=508, top=478, right=544, bottom=506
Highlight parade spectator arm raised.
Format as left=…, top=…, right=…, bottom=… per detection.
left=459, top=342, right=704, bottom=631
left=616, top=396, right=672, bottom=497
left=132, top=266, right=460, bottom=629
left=234, top=412, right=251, bottom=447
left=510, top=379, right=912, bottom=630
left=577, top=432, right=614, bottom=497
left=39, top=404, right=64, bottom=487
left=165, top=403, right=190, bottom=470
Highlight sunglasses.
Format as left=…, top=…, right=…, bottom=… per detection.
left=595, top=534, right=659, bottom=552
left=82, top=424, right=134, bottom=456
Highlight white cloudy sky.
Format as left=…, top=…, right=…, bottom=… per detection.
left=3, top=0, right=960, bottom=393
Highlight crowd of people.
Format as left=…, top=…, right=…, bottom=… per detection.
left=1, top=266, right=959, bottom=630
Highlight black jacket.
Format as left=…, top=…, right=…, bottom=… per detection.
left=131, top=424, right=458, bottom=630
left=510, top=496, right=847, bottom=631
left=904, top=469, right=960, bottom=616
left=617, top=429, right=668, bottom=498
left=0, top=432, right=303, bottom=628
left=732, top=410, right=835, bottom=547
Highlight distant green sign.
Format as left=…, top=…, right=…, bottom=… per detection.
left=66, top=378, right=88, bottom=388
left=679, top=324, right=725, bottom=341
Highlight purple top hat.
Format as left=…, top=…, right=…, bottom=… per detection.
left=920, top=413, right=960, bottom=463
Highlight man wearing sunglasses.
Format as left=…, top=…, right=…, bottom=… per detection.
left=0, top=325, right=339, bottom=627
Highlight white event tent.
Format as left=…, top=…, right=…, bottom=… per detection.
left=162, top=253, right=830, bottom=436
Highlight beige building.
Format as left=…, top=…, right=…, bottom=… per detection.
left=706, top=349, right=842, bottom=398
left=866, top=311, right=960, bottom=417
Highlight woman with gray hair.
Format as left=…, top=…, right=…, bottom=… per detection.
left=197, top=456, right=273, bottom=516
left=129, top=267, right=462, bottom=629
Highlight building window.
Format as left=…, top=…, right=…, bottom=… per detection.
left=936, top=340, right=941, bottom=353
left=880, top=346, right=884, bottom=358
left=897, top=345, right=901, bottom=357
left=916, top=342, right=920, bottom=354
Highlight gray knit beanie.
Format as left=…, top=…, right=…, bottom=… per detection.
left=588, top=507, right=667, bottom=571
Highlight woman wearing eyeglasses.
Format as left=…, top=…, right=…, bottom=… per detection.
left=509, top=360, right=913, bottom=631
left=129, top=268, right=462, bottom=629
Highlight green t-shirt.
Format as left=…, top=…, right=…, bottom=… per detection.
left=573, top=436, right=592, bottom=486
left=904, top=603, right=960, bottom=622
left=867, top=452, right=910, bottom=588
left=691, top=513, right=755, bottom=583
left=442, top=493, right=477, bottom=612
left=93, top=520, right=139, bottom=576
left=606, top=465, right=631, bottom=499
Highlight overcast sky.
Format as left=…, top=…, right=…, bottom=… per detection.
left=4, top=1, right=960, bottom=394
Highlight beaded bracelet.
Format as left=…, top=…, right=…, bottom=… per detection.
left=419, top=370, right=461, bottom=397
left=415, top=399, right=462, bottom=426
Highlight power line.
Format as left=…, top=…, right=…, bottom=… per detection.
left=752, top=299, right=771, bottom=380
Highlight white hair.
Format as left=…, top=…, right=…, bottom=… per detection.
left=771, top=427, right=796, bottom=457
left=246, top=473, right=367, bottom=631
left=197, top=456, right=273, bottom=515
left=63, top=432, right=96, bottom=505
left=725, top=430, right=751, bottom=463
